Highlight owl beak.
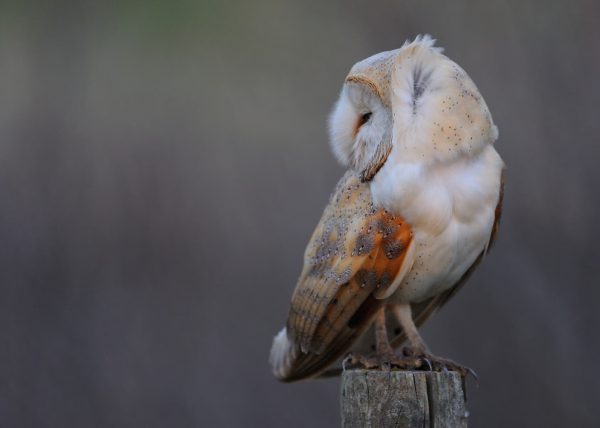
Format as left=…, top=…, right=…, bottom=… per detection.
left=359, top=135, right=393, bottom=183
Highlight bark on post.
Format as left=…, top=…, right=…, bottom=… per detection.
left=340, top=370, right=468, bottom=428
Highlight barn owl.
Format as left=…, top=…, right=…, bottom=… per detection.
left=269, top=35, right=504, bottom=382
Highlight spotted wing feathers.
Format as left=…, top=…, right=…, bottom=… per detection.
left=271, top=171, right=413, bottom=381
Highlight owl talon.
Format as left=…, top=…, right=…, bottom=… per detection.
left=342, top=354, right=351, bottom=371
left=467, top=367, right=479, bottom=384
left=421, top=357, right=433, bottom=371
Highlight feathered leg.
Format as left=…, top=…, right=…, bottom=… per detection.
left=344, top=306, right=422, bottom=370
left=391, top=303, right=476, bottom=380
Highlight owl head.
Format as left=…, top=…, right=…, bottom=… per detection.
left=328, top=35, right=498, bottom=182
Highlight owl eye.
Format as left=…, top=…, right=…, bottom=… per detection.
left=358, top=112, right=372, bottom=127
left=353, top=112, right=372, bottom=136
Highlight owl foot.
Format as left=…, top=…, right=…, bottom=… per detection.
left=342, top=351, right=424, bottom=372
left=402, top=346, right=478, bottom=381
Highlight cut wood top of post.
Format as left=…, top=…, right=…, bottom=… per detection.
left=341, top=370, right=468, bottom=428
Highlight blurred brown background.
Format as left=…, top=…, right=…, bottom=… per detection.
left=2, top=0, right=599, bottom=426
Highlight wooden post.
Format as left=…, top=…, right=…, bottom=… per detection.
left=341, top=370, right=468, bottom=428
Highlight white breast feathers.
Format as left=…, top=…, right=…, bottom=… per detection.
left=371, top=145, right=504, bottom=303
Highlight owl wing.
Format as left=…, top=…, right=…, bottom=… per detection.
left=277, top=171, right=414, bottom=381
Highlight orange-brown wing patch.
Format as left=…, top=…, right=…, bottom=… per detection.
left=287, top=171, right=413, bottom=360
left=312, top=209, right=411, bottom=354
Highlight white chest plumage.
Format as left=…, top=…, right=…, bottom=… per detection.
left=371, top=145, right=504, bottom=303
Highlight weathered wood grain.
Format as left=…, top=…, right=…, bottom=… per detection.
left=340, top=370, right=468, bottom=428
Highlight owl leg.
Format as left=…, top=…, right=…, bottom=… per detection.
left=344, top=306, right=423, bottom=370
left=391, top=303, right=477, bottom=380
left=373, top=306, right=402, bottom=357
